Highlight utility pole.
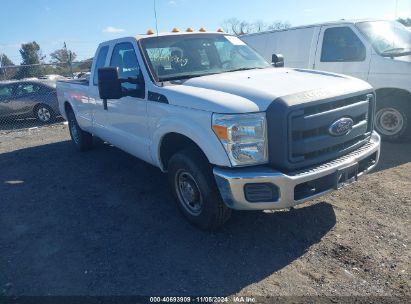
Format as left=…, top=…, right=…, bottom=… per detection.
left=64, top=42, right=74, bottom=78
left=69, top=50, right=73, bottom=78
left=0, top=53, right=5, bottom=80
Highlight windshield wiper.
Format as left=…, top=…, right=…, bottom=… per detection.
left=159, top=72, right=220, bottom=82
left=226, top=67, right=265, bottom=73
left=381, top=48, right=411, bottom=57
left=159, top=74, right=202, bottom=82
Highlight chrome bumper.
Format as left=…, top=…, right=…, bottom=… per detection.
left=213, top=132, right=381, bottom=210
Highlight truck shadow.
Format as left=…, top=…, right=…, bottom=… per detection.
left=1, top=140, right=335, bottom=295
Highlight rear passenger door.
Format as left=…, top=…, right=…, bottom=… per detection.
left=12, top=83, right=42, bottom=116
left=0, top=84, right=14, bottom=117
left=315, top=25, right=371, bottom=81
left=105, top=41, right=151, bottom=163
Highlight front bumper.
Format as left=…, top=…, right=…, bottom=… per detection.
left=213, top=132, right=381, bottom=210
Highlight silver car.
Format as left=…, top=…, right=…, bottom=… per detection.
left=0, top=80, right=60, bottom=123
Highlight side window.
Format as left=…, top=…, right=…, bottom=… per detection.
left=0, top=85, right=13, bottom=98
left=321, top=27, right=366, bottom=62
left=93, top=45, right=109, bottom=86
left=15, top=83, right=41, bottom=96
left=110, top=42, right=144, bottom=97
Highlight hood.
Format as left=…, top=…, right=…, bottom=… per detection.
left=159, top=68, right=373, bottom=113
left=370, top=53, right=411, bottom=74
left=394, top=55, right=411, bottom=63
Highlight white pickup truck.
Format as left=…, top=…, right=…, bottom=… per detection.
left=57, top=30, right=381, bottom=230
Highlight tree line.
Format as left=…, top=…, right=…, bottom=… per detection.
left=0, top=42, right=92, bottom=80
left=222, top=18, right=291, bottom=35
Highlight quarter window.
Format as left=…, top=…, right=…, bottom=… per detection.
left=321, top=27, right=366, bottom=62
left=93, top=45, right=109, bottom=85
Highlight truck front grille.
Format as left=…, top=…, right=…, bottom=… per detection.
left=288, top=94, right=374, bottom=168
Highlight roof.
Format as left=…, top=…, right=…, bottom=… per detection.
left=0, top=79, right=57, bottom=87
left=135, top=31, right=227, bottom=40
left=98, top=31, right=228, bottom=46
left=241, top=18, right=394, bottom=37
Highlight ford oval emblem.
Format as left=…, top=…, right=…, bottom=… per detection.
left=329, top=117, right=354, bottom=136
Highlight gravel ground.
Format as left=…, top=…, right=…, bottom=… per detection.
left=0, top=121, right=410, bottom=298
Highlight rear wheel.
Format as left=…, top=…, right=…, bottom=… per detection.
left=34, top=104, right=55, bottom=123
left=168, top=148, right=232, bottom=231
left=67, top=108, right=93, bottom=151
left=375, top=97, right=410, bottom=142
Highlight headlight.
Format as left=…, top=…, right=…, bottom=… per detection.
left=212, top=112, right=268, bottom=166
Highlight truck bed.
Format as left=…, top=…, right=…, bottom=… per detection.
left=57, top=78, right=89, bottom=86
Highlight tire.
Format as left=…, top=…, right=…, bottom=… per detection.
left=168, top=148, right=232, bottom=231
left=375, top=97, right=410, bottom=142
left=34, top=104, right=55, bottom=123
left=67, top=108, right=93, bottom=151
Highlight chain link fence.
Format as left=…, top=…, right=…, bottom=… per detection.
left=0, top=61, right=91, bottom=133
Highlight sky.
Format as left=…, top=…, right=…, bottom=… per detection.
left=0, top=0, right=410, bottom=63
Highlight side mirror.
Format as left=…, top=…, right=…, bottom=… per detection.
left=98, top=67, right=122, bottom=100
left=272, top=54, right=284, bottom=67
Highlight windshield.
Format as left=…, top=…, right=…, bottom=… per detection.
left=356, top=21, right=411, bottom=57
left=140, top=33, right=271, bottom=82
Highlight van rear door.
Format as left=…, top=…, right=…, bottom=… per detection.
left=314, top=25, right=371, bottom=81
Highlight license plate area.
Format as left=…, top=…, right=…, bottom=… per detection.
left=335, top=163, right=359, bottom=189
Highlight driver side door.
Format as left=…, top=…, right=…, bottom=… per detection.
left=104, top=41, right=151, bottom=163
left=315, top=25, right=371, bottom=81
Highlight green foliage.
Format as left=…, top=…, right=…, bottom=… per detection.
left=16, top=41, right=44, bottom=79
left=19, top=41, right=43, bottom=65
left=0, top=54, right=16, bottom=80
left=0, top=53, right=14, bottom=67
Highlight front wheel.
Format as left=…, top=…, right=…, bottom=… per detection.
left=168, top=148, right=232, bottom=231
left=375, top=98, right=410, bottom=142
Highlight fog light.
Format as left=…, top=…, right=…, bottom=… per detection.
left=244, top=183, right=279, bottom=202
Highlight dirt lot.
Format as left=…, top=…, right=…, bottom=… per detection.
left=0, top=121, right=410, bottom=298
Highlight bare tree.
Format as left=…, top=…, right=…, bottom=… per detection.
left=222, top=18, right=291, bottom=36
left=267, top=21, right=291, bottom=31
left=50, top=42, right=77, bottom=64
left=397, top=18, right=411, bottom=27
left=222, top=18, right=253, bottom=36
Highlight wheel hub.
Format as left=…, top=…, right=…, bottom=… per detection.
left=375, top=107, right=404, bottom=136
left=176, top=171, right=203, bottom=215
left=69, top=118, right=80, bottom=144
left=37, top=107, right=51, bottom=122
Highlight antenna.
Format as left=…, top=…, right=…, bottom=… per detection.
left=153, top=0, right=163, bottom=86
left=153, top=0, right=159, bottom=36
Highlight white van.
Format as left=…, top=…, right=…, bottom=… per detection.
left=242, top=20, right=411, bottom=141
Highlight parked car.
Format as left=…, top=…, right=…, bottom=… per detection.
left=0, top=80, right=60, bottom=123
left=57, top=29, right=380, bottom=230
left=242, top=19, right=411, bottom=141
